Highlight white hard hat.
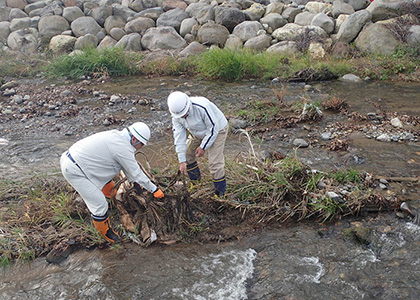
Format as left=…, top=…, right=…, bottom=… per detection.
left=167, top=91, right=191, bottom=118
left=128, top=122, right=150, bottom=145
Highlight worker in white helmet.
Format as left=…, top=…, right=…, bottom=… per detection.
left=167, top=91, right=228, bottom=197
left=60, top=122, right=164, bottom=243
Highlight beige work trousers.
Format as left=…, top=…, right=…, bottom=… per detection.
left=186, top=125, right=228, bottom=180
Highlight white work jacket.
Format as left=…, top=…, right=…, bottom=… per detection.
left=172, top=96, right=228, bottom=163
left=67, top=129, right=156, bottom=192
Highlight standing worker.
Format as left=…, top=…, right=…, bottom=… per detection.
left=60, top=122, right=164, bottom=243
left=167, top=91, right=228, bottom=197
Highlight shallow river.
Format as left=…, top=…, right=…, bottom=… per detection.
left=1, top=77, right=420, bottom=299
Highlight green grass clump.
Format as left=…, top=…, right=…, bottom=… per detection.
left=45, top=47, right=141, bottom=79
left=194, top=48, right=284, bottom=80
left=328, top=169, right=361, bottom=184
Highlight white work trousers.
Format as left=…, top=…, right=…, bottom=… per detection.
left=60, top=152, right=109, bottom=217
left=186, top=125, right=228, bottom=180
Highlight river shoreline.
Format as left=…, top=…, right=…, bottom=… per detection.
left=1, top=74, right=419, bottom=267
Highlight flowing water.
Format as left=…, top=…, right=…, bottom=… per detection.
left=1, top=77, right=419, bottom=299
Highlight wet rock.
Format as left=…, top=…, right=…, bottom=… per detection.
left=376, top=133, right=391, bottom=142
left=320, top=131, right=333, bottom=140
left=110, top=94, right=122, bottom=104
left=390, top=117, right=403, bottom=128
left=379, top=178, right=388, bottom=184
left=379, top=183, right=387, bottom=190
left=3, top=88, right=16, bottom=96
left=293, top=138, right=309, bottom=148
left=11, top=94, right=23, bottom=104
left=353, top=226, right=373, bottom=246
left=326, top=191, right=341, bottom=202
left=1, top=80, right=18, bottom=90
left=127, top=107, right=137, bottom=113
left=46, top=239, right=80, bottom=264
left=340, top=74, right=363, bottom=83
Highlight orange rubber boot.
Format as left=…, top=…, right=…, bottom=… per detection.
left=91, top=214, right=120, bottom=243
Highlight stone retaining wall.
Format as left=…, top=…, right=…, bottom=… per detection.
left=0, top=0, right=419, bottom=57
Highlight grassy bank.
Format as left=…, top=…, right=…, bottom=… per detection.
left=1, top=46, right=419, bottom=83
left=0, top=151, right=398, bottom=269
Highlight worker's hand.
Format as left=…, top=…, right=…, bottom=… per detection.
left=179, top=162, right=187, bottom=175
left=195, top=147, right=205, bottom=157
left=133, top=182, right=143, bottom=195
left=153, top=188, right=164, bottom=198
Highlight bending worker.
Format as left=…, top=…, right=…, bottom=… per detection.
left=167, top=91, right=228, bottom=197
left=60, top=122, right=164, bottom=243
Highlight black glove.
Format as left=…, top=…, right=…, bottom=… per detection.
left=133, top=182, right=143, bottom=195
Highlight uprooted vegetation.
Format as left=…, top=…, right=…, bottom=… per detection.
left=0, top=150, right=400, bottom=268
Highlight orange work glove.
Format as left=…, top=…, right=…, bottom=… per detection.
left=153, top=188, right=164, bottom=198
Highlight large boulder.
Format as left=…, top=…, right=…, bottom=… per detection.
left=344, top=0, right=369, bottom=11
left=110, top=27, right=126, bottom=41
left=332, top=0, right=355, bottom=18
left=156, top=7, right=188, bottom=32
left=260, top=13, right=287, bottom=32
left=7, top=27, right=38, bottom=53
left=71, top=16, right=102, bottom=37
left=232, top=20, right=264, bottom=42
left=0, top=8, right=11, bottom=22
left=265, top=2, right=285, bottom=16
left=179, top=41, right=207, bottom=57
left=141, top=26, right=187, bottom=50
left=49, top=35, right=77, bottom=54
left=9, top=8, right=29, bottom=20
left=272, top=23, right=328, bottom=41
left=225, top=34, right=243, bottom=50
left=197, top=22, right=230, bottom=46
left=104, top=16, right=126, bottom=35
left=6, top=0, right=27, bottom=10
left=39, top=1, right=64, bottom=16
left=97, top=36, right=118, bottom=50
left=127, top=0, right=145, bottom=12
left=38, top=15, right=69, bottom=41
left=180, top=18, right=198, bottom=37
left=0, top=21, right=11, bottom=44
left=295, top=11, right=316, bottom=26
left=407, top=25, right=420, bottom=46
left=282, top=6, right=301, bottom=23
left=185, top=3, right=215, bottom=25
left=215, top=7, right=246, bottom=32
left=62, top=7, right=84, bottom=23
left=115, top=32, right=143, bottom=51
left=311, top=13, right=335, bottom=34
left=305, top=1, right=331, bottom=14
left=125, top=17, right=155, bottom=35
left=136, top=7, right=164, bottom=21
left=91, top=6, right=113, bottom=27
left=162, top=0, right=187, bottom=11
left=354, top=22, right=401, bottom=55
left=366, top=0, right=410, bottom=22
left=112, top=4, right=136, bottom=21
left=244, top=3, right=265, bottom=21
left=10, top=17, right=31, bottom=32
left=74, top=33, right=99, bottom=50
left=267, top=40, right=298, bottom=55
left=244, top=34, right=272, bottom=51
left=24, top=1, right=47, bottom=15
left=336, top=9, right=371, bottom=43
